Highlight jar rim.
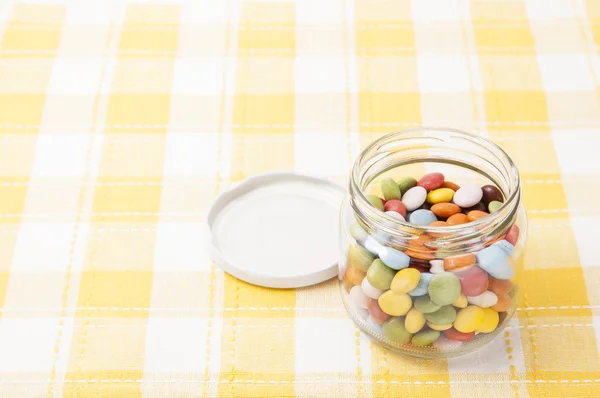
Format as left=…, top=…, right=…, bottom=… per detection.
left=349, top=127, right=521, bottom=246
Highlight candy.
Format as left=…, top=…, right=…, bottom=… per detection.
left=417, top=173, right=445, bottom=191
left=461, top=201, right=487, bottom=214
left=379, top=246, right=410, bottom=270
left=454, top=305, right=485, bottom=333
left=441, top=181, right=461, bottom=191
left=481, top=185, right=503, bottom=206
left=447, top=213, right=469, bottom=226
left=367, top=259, right=396, bottom=290
left=397, top=177, right=418, bottom=196
left=391, top=268, right=421, bottom=294
left=367, top=316, right=383, bottom=333
left=443, top=253, right=476, bottom=271
left=361, top=277, right=384, bottom=299
left=506, top=224, right=520, bottom=245
left=493, top=239, right=514, bottom=256
left=454, top=266, right=489, bottom=296
left=453, top=184, right=483, bottom=208
left=383, top=317, right=412, bottom=344
left=346, top=265, right=366, bottom=286
left=452, top=293, right=468, bottom=308
left=385, top=210, right=405, bottom=221
left=475, top=307, right=499, bottom=333
left=350, top=222, right=368, bottom=244
left=476, top=245, right=513, bottom=279
left=402, top=186, right=428, bottom=211
left=349, top=286, right=369, bottom=309
left=428, top=272, right=461, bottom=306
left=408, top=272, right=433, bottom=297
left=368, top=298, right=391, bottom=324
left=384, top=200, right=407, bottom=217
left=431, top=203, right=461, bottom=218
left=364, top=236, right=385, bottom=256
left=429, top=260, right=444, bottom=274
left=381, top=177, right=401, bottom=201
left=414, top=295, right=442, bottom=314
left=491, top=293, right=511, bottom=312
left=434, top=335, right=464, bottom=350
left=378, top=291, right=412, bottom=316
left=467, top=210, right=489, bottom=222
left=425, top=305, right=457, bottom=324
left=405, top=308, right=426, bottom=333
left=419, top=202, right=432, bottom=210
left=426, top=321, right=453, bottom=331
left=411, top=329, right=440, bottom=346
left=366, top=194, right=385, bottom=211
left=487, top=276, right=513, bottom=295
left=466, top=291, right=498, bottom=308
left=488, top=200, right=503, bottom=213
left=443, top=328, right=475, bottom=342
left=409, top=209, right=438, bottom=226
left=426, top=188, right=455, bottom=204
left=348, top=244, right=374, bottom=272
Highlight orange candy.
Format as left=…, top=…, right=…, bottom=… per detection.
left=443, top=328, right=475, bottom=342
left=406, top=235, right=436, bottom=260
left=491, top=293, right=511, bottom=312
left=441, top=181, right=461, bottom=191
left=431, top=203, right=461, bottom=218
left=345, top=266, right=365, bottom=286
left=488, top=276, right=513, bottom=295
left=443, top=253, right=476, bottom=271
left=467, top=210, right=489, bottom=222
left=429, top=221, right=449, bottom=227
left=447, top=213, right=469, bottom=226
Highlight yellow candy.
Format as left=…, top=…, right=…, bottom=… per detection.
left=426, top=188, right=455, bottom=204
left=405, top=308, right=426, bottom=333
left=475, top=308, right=499, bottom=333
left=454, top=305, right=485, bottom=333
left=452, top=294, right=468, bottom=309
left=390, top=268, right=421, bottom=294
left=426, top=321, right=453, bottom=331
left=378, top=291, right=412, bottom=316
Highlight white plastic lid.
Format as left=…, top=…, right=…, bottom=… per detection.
left=206, top=172, right=346, bottom=288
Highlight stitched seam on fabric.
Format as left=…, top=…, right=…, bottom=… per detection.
left=505, top=329, right=519, bottom=397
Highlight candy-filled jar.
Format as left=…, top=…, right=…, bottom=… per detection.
left=339, top=128, right=526, bottom=358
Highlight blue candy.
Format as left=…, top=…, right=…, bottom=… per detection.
left=408, top=272, right=434, bottom=297
left=493, top=239, right=515, bottom=256
left=379, top=246, right=410, bottom=270
left=367, top=316, right=383, bottom=333
left=409, top=209, right=438, bottom=226
left=476, top=245, right=514, bottom=279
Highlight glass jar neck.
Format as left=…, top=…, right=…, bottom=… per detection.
left=349, top=128, right=521, bottom=254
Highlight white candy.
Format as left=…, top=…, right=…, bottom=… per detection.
left=365, top=236, right=385, bottom=256
left=350, top=286, right=369, bottom=309
left=385, top=210, right=405, bottom=221
left=467, top=290, right=498, bottom=308
left=433, top=335, right=463, bottom=352
left=401, top=186, right=427, bottom=211
left=361, top=277, right=384, bottom=299
left=429, top=260, right=444, bottom=274
left=453, top=184, right=484, bottom=208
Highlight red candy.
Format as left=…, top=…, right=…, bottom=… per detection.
left=454, top=265, right=489, bottom=296
left=506, top=224, right=520, bottom=245
left=443, top=328, right=475, bottom=342
left=417, top=173, right=445, bottom=191
left=368, top=298, right=391, bottom=324
left=384, top=200, right=407, bottom=218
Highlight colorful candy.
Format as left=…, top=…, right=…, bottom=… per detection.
left=379, top=246, right=410, bottom=270
left=454, top=305, right=485, bottom=333
left=367, top=259, right=396, bottom=290
left=361, top=277, right=384, bottom=299
left=349, top=286, right=369, bottom=309
left=488, top=200, right=503, bottom=213
left=417, top=172, right=445, bottom=191
left=383, top=317, right=412, bottom=344
left=453, top=184, right=483, bottom=208
left=428, top=272, right=461, bottom=306
left=476, top=246, right=513, bottom=279
left=447, top=213, right=469, bottom=225
left=366, top=194, right=385, bottom=211
left=431, top=203, right=461, bottom=218
left=384, top=199, right=407, bottom=217
left=426, top=188, right=455, bottom=204
left=414, top=295, right=442, bottom=314
left=454, top=265, right=489, bottom=296
left=409, top=209, right=437, bottom=226
left=425, top=305, right=457, bottom=324
left=378, top=290, right=412, bottom=316
left=466, top=291, right=498, bottom=308
left=411, top=329, right=441, bottom=346
left=348, top=244, right=374, bottom=272
left=397, top=177, right=418, bottom=195
left=405, top=308, right=427, bottom=333
left=402, top=186, right=428, bottom=211
left=481, top=185, right=503, bottom=206
left=381, top=177, right=401, bottom=201
left=475, top=308, right=499, bottom=333
left=391, top=268, right=421, bottom=294
left=443, top=328, right=475, bottom=342
left=443, top=253, right=476, bottom=271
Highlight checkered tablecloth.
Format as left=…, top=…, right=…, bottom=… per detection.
left=0, top=0, right=599, bottom=396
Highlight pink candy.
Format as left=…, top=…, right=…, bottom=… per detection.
left=417, top=173, right=445, bottom=191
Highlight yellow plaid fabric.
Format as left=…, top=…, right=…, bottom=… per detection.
left=0, top=0, right=599, bottom=397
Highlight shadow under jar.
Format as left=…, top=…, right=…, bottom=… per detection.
left=339, top=127, right=526, bottom=358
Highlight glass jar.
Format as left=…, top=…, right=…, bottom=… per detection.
left=338, top=127, right=526, bottom=358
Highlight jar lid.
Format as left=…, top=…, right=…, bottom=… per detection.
left=206, top=172, right=346, bottom=288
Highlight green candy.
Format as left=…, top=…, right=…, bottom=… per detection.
left=488, top=200, right=503, bottom=213
left=397, top=177, right=417, bottom=197
left=348, top=244, right=374, bottom=273
left=383, top=317, right=412, bottom=344
left=366, top=194, right=384, bottom=211
left=366, top=259, right=396, bottom=290
left=414, top=295, right=442, bottom=314
left=425, top=305, right=457, bottom=325
left=411, top=329, right=441, bottom=346
left=349, top=222, right=368, bottom=242
left=381, top=177, right=401, bottom=201
left=428, top=273, right=461, bottom=306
